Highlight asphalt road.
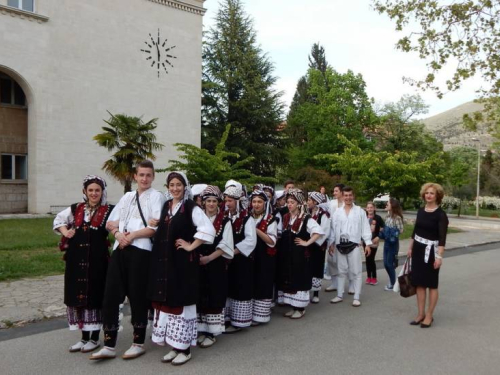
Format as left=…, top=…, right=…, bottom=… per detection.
left=1, top=246, right=499, bottom=375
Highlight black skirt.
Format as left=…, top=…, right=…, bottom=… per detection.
left=410, top=241, right=440, bottom=289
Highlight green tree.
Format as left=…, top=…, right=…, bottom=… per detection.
left=202, top=0, right=285, bottom=178
left=318, top=135, right=445, bottom=206
left=287, top=67, right=377, bottom=179
left=93, top=112, right=164, bottom=193
left=373, top=94, right=444, bottom=158
left=159, top=124, right=275, bottom=189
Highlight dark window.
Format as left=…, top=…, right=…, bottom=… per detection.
left=15, top=155, right=27, bottom=179
left=13, top=81, right=25, bottom=106
left=0, top=78, right=12, bottom=105
left=7, top=0, right=34, bottom=12
left=1, top=155, right=13, bottom=179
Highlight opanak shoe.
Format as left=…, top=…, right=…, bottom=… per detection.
left=370, top=278, right=379, bottom=285
left=283, top=309, right=294, bottom=317
left=89, top=346, right=116, bottom=360
left=172, top=352, right=191, bottom=366
left=161, top=350, right=178, bottom=363
left=81, top=340, right=100, bottom=353
left=122, top=344, right=145, bottom=359
left=311, top=296, right=320, bottom=304
left=330, top=296, right=343, bottom=304
left=69, top=340, right=87, bottom=353
left=199, top=336, right=216, bottom=348
left=384, top=285, right=394, bottom=291
left=223, top=325, right=241, bottom=334
left=196, top=334, right=206, bottom=345
left=289, top=310, right=306, bottom=319
left=365, top=278, right=371, bottom=285
left=352, top=300, right=361, bottom=307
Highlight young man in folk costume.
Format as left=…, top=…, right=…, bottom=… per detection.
left=223, top=183, right=257, bottom=333
left=307, top=192, right=331, bottom=304
left=91, top=161, right=165, bottom=360
left=329, top=186, right=372, bottom=307
left=53, top=175, right=114, bottom=353
left=250, top=190, right=278, bottom=325
left=277, top=189, right=324, bottom=319
left=197, top=186, right=234, bottom=348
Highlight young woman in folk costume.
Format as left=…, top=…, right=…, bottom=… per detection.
left=250, top=190, right=278, bottom=326
left=307, top=192, right=331, bottom=304
left=223, top=183, right=257, bottom=333
left=277, top=189, right=324, bottom=319
left=53, top=175, right=113, bottom=353
left=148, top=171, right=216, bottom=366
left=196, top=185, right=234, bottom=348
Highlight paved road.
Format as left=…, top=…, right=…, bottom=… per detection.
left=1, top=245, right=499, bottom=375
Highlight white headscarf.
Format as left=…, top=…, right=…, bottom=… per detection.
left=165, top=171, right=193, bottom=202
left=82, top=175, right=107, bottom=205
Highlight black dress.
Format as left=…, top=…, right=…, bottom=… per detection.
left=410, top=207, right=448, bottom=289
left=309, top=209, right=329, bottom=280
left=63, top=203, right=113, bottom=309
left=253, top=214, right=278, bottom=300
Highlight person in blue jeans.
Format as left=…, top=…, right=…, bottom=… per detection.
left=381, top=198, right=404, bottom=291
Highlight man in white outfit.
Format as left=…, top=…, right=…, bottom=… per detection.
left=325, top=184, right=344, bottom=292
left=329, top=186, right=372, bottom=307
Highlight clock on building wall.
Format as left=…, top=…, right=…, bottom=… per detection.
left=141, top=29, right=177, bottom=78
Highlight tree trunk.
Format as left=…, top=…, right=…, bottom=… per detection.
left=124, top=179, right=132, bottom=194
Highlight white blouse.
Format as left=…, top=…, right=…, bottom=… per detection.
left=329, top=204, right=372, bottom=247
left=312, top=209, right=331, bottom=246
left=229, top=214, right=257, bottom=257
left=207, top=213, right=234, bottom=259
left=277, top=214, right=324, bottom=237
left=168, top=201, right=215, bottom=245
left=254, top=215, right=278, bottom=247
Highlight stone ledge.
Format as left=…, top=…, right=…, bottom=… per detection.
left=148, top=0, right=206, bottom=16
left=0, top=4, right=49, bottom=23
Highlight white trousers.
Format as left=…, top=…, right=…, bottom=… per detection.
left=336, top=247, right=362, bottom=300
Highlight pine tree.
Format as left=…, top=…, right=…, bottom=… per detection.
left=202, top=0, right=285, bottom=178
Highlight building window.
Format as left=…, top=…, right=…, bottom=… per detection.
left=0, top=74, right=26, bottom=107
left=1, top=154, right=27, bottom=180
left=7, top=0, right=34, bottom=12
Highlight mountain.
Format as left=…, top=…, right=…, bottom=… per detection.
left=422, top=101, right=493, bottom=151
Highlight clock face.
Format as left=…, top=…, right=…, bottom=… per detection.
left=141, top=29, right=177, bottom=78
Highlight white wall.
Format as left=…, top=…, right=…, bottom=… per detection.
left=0, top=0, right=205, bottom=212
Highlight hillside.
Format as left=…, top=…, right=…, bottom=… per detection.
left=422, top=101, right=493, bottom=151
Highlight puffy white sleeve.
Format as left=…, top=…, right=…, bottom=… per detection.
left=107, top=195, right=124, bottom=222
left=328, top=212, right=338, bottom=247
left=315, top=214, right=331, bottom=246
left=236, top=217, right=257, bottom=257
left=53, top=206, right=73, bottom=234
left=266, top=220, right=278, bottom=247
left=360, top=209, right=373, bottom=246
left=192, top=206, right=216, bottom=244
left=148, top=191, right=166, bottom=231
left=306, top=217, right=324, bottom=236
left=217, top=221, right=234, bottom=259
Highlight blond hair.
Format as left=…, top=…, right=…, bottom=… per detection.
left=420, top=183, right=444, bottom=205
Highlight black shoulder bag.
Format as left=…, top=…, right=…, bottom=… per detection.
left=136, top=191, right=154, bottom=244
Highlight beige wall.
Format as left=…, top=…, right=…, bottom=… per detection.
left=0, top=0, right=205, bottom=213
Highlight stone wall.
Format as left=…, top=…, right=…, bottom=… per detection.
left=0, top=183, right=28, bottom=213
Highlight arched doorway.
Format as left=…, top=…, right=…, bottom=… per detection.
left=0, top=67, right=30, bottom=213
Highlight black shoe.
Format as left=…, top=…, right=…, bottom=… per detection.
left=420, top=318, right=434, bottom=328
left=409, top=319, right=424, bottom=326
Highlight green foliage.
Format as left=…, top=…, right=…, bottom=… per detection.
left=159, top=124, right=275, bottom=189
left=93, top=112, right=164, bottom=193
left=445, top=147, right=477, bottom=199
left=202, top=0, right=285, bottom=178
left=373, top=0, right=500, bottom=99
left=287, top=66, right=377, bottom=177
left=318, top=135, right=445, bottom=205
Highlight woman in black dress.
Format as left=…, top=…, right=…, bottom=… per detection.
left=408, top=183, right=448, bottom=328
left=53, top=175, right=113, bottom=353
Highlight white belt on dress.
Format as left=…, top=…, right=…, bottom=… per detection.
left=414, top=234, right=439, bottom=263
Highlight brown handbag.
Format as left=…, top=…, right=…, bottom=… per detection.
left=398, top=259, right=416, bottom=298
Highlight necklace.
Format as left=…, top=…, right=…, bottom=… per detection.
left=425, top=205, right=439, bottom=212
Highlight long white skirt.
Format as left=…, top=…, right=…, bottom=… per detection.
left=225, top=298, right=252, bottom=328
left=152, top=305, right=197, bottom=350
left=197, top=311, right=225, bottom=336
left=252, top=299, right=272, bottom=323
left=277, top=290, right=310, bottom=308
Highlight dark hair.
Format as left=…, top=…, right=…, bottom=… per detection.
left=135, top=160, right=155, bottom=175
left=167, top=172, right=186, bottom=187
left=342, top=185, right=353, bottom=194
left=84, top=178, right=105, bottom=190
left=333, top=183, right=345, bottom=192
left=389, top=198, right=404, bottom=220
left=284, top=179, right=295, bottom=188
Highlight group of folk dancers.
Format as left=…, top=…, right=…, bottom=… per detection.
left=54, top=160, right=373, bottom=366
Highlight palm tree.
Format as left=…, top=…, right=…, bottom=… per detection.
left=94, top=112, right=164, bottom=193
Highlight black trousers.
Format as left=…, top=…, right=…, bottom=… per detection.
left=366, top=247, right=378, bottom=279
left=102, top=246, right=150, bottom=346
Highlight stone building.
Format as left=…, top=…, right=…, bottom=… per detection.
left=0, top=0, right=205, bottom=213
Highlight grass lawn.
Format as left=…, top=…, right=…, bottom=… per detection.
left=447, top=207, right=500, bottom=218
left=399, top=223, right=461, bottom=240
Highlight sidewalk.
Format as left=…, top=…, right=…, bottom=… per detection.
left=1, top=228, right=499, bottom=329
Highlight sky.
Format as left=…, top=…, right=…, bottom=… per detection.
left=202, top=0, right=486, bottom=118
